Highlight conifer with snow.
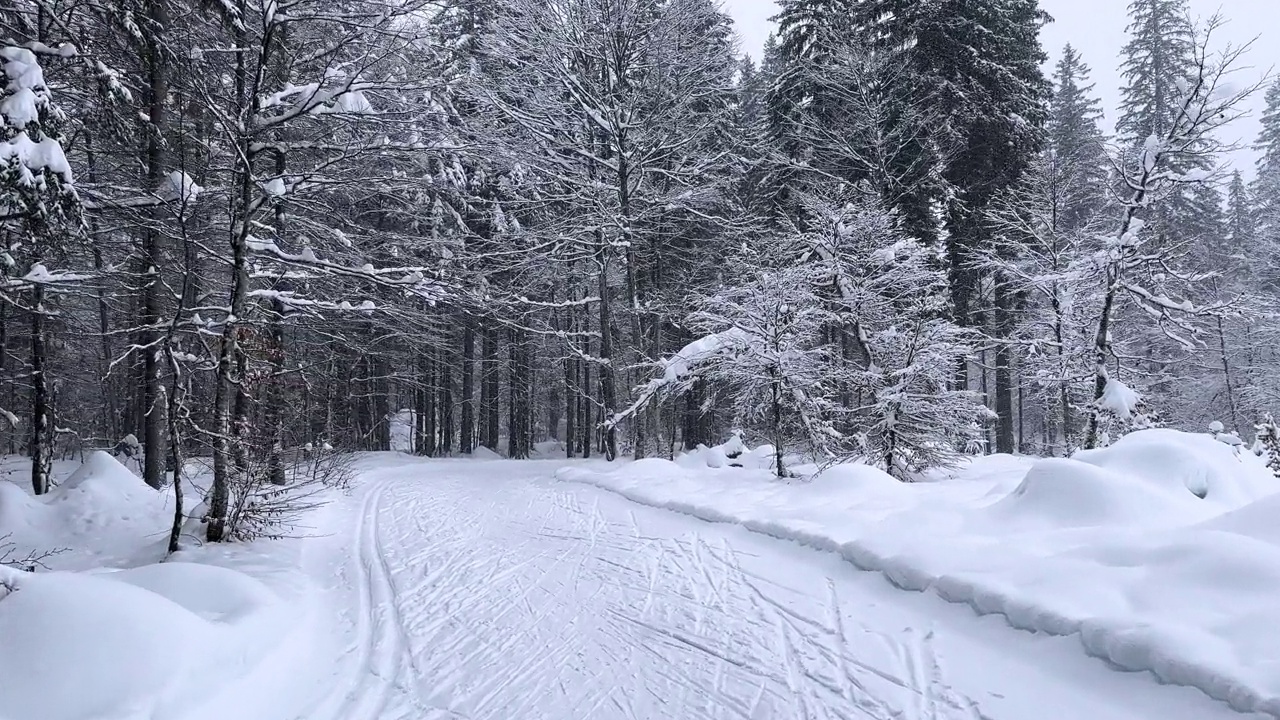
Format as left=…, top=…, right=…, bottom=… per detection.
left=0, top=45, right=86, bottom=495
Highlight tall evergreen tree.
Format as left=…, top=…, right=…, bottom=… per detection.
left=1227, top=171, right=1256, bottom=253
left=1252, top=78, right=1280, bottom=290
left=0, top=46, right=87, bottom=495
left=1117, top=0, right=1195, bottom=145
left=1047, top=44, right=1109, bottom=233
left=1116, top=0, right=1201, bottom=249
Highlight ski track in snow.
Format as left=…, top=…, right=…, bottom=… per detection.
left=307, top=459, right=1264, bottom=720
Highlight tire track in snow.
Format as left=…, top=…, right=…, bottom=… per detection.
left=301, top=480, right=418, bottom=720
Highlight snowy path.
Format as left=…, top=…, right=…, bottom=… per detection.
left=295, top=457, right=1262, bottom=720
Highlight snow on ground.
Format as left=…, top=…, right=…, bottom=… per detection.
left=557, top=429, right=1280, bottom=716
left=298, top=455, right=1258, bottom=720
left=0, top=452, right=335, bottom=720
left=3, top=437, right=1276, bottom=719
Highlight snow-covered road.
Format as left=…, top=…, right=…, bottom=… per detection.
left=295, top=457, right=1262, bottom=720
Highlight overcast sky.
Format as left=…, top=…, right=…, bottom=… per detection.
left=721, top=0, right=1276, bottom=177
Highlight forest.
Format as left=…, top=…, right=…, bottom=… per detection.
left=1, top=0, right=1277, bottom=541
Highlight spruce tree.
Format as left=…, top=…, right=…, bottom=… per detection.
left=1254, top=78, right=1280, bottom=207
left=1252, top=79, right=1280, bottom=290
left=1048, top=45, right=1109, bottom=234
left=1225, top=171, right=1255, bottom=271
left=0, top=47, right=86, bottom=495
left=1116, top=0, right=1200, bottom=247
left=1117, top=0, right=1195, bottom=145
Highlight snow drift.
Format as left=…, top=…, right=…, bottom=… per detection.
left=0, top=562, right=298, bottom=720
left=0, top=452, right=332, bottom=720
left=555, top=429, right=1280, bottom=715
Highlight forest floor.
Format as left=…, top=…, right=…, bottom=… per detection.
left=0, top=449, right=1275, bottom=720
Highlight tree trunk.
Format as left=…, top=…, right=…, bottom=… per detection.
left=596, top=231, right=618, bottom=461
left=460, top=323, right=475, bottom=453
left=208, top=12, right=253, bottom=541
left=438, top=350, right=452, bottom=454
left=769, top=369, right=785, bottom=478
left=30, top=294, right=51, bottom=496
left=993, top=278, right=1016, bottom=454
left=139, top=0, right=170, bottom=490
left=564, top=348, right=576, bottom=458
left=481, top=323, right=499, bottom=450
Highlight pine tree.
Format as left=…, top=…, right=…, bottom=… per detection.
left=1227, top=170, right=1255, bottom=254
left=1117, top=0, right=1195, bottom=145
left=1047, top=45, right=1109, bottom=234
left=0, top=46, right=87, bottom=495
left=1252, top=78, right=1280, bottom=290
left=1116, top=0, right=1200, bottom=248
left=1255, top=78, right=1280, bottom=204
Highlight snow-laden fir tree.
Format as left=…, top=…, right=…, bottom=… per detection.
left=0, top=45, right=86, bottom=495
left=1115, top=0, right=1213, bottom=251
left=1047, top=45, right=1110, bottom=235
left=1252, top=78, right=1280, bottom=293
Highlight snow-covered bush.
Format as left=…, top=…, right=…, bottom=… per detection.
left=792, top=188, right=990, bottom=477
left=618, top=262, right=845, bottom=477
left=213, top=448, right=354, bottom=542
left=1254, top=414, right=1280, bottom=478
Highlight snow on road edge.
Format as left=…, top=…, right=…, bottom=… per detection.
left=553, top=459, right=1280, bottom=717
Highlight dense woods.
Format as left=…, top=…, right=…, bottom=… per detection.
left=1, top=0, right=1276, bottom=538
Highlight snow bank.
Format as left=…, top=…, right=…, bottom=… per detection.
left=0, top=559, right=312, bottom=720
left=1075, top=428, right=1272, bottom=506
left=555, top=429, right=1280, bottom=715
left=0, top=452, right=334, bottom=720
left=0, top=452, right=172, bottom=570
left=982, top=458, right=1200, bottom=530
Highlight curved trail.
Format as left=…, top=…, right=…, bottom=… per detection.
left=304, top=457, right=1261, bottom=720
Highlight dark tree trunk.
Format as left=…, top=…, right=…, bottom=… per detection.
left=30, top=294, right=52, bottom=496
left=994, top=279, right=1016, bottom=455
left=578, top=341, right=591, bottom=460
left=438, top=352, right=453, bottom=455
left=481, top=323, right=500, bottom=450
left=597, top=233, right=618, bottom=461
left=460, top=323, right=475, bottom=453
left=372, top=351, right=391, bottom=451
left=139, top=0, right=170, bottom=490
left=419, top=348, right=437, bottom=456
left=564, top=351, right=577, bottom=457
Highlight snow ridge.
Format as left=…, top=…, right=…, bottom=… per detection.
left=555, top=442, right=1280, bottom=717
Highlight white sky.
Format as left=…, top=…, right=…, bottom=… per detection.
left=721, top=0, right=1277, bottom=177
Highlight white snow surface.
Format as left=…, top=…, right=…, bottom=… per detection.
left=2, top=439, right=1276, bottom=719
left=1098, top=376, right=1141, bottom=421
left=558, top=429, right=1280, bottom=716
left=0, top=453, right=330, bottom=720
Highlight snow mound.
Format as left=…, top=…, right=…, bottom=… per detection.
left=809, top=462, right=900, bottom=492
left=1198, top=493, right=1280, bottom=545
left=675, top=434, right=777, bottom=471
left=0, top=565, right=213, bottom=720
left=531, top=440, right=564, bottom=458
left=470, top=445, right=504, bottom=460
left=618, top=457, right=684, bottom=478
left=114, top=562, right=280, bottom=627
left=986, top=458, right=1197, bottom=529
left=1074, top=429, right=1271, bottom=506
left=0, top=480, right=39, bottom=532
left=60, top=450, right=141, bottom=491
left=0, top=560, right=295, bottom=720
